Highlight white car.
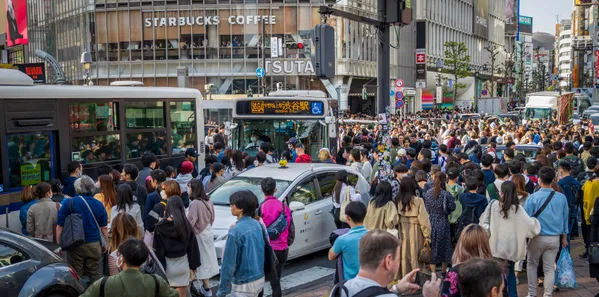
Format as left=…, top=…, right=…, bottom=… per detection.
left=209, top=163, right=371, bottom=261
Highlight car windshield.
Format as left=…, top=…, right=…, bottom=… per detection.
left=525, top=108, right=552, bottom=120
left=209, top=176, right=291, bottom=206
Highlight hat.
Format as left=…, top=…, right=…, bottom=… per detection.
left=286, top=137, right=299, bottom=145
left=496, top=137, right=504, bottom=145
left=185, top=148, right=198, bottom=157
left=181, top=160, right=194, bottom=174
left=452, top=147, right=461, bottom=154
left=398, top=148, right=407, bottom=156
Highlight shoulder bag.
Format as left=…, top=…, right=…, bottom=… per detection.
left=532, top=191, right=555, bottom=218
left=80, top=196, right=107, bottom=247
left=60, top=198, right=85, bottom=251
left=339, top=187, right=352, bottom=223
left=482, top=200, right=497, bottom=238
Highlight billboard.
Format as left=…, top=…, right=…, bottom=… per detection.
left=473, top=0, right=490, bottom=39
left=519, top=15, right=533, bottom=34
left=0, top=63, right=46, bottom=83
left=505, top=0, right=519, bottom=34
left=6, top=0, right=28, bottom=47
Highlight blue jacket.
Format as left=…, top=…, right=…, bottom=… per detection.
left=63, top=176, right=78, bottom=197
left=144, top=191, right=161, bottom=225
left=459, top=192, right=488, bottom=224
left=524, top=188, right=569, bottom=236
left=20, top=199, right=38, bottom=235
left=57, top=195, right=108, bottom=243
left=482, top=169, right=496, bottom=187
left=557, top=176, right=581, bottom=219
left=217, top=216, right=265, bottom=297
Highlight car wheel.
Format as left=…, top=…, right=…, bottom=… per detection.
left=45, top=292, right=76, bottom=297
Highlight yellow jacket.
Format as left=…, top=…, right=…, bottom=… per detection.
left=581, top=178, right=599, bottom=224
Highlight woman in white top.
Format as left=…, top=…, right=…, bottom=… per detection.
left=479, top=181, right=540, bottom=296
left=111, top=183, right=144, bottom=237
left=331, top=170, right=362, bottom=229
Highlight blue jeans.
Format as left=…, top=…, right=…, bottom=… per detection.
left=506, top=260, right=517, bottom=297
left=567, top=217, right=576, bottom=249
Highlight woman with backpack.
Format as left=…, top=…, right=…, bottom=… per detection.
left=111, top=184, right=144, bottom=237
left=479, top=181, right=540, bottom=297
left=187, top=179, right=219, bottom=297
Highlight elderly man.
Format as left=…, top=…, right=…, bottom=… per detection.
left=56, top=175, right=108, bottom=283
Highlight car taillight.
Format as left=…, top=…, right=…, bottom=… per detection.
left=69, top=265, right=81, bottom=280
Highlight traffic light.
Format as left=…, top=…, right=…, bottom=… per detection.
left=313, top=24, right=335, bottom=80
left=286, top=42, right=304, bottom=49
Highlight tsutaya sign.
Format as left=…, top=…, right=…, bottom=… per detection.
left=145, top=15, right=276, bottom=27
left=265, top=60, right=315, bottom=74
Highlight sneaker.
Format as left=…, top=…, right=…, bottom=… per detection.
left=202, top=286, right=213, bottom=297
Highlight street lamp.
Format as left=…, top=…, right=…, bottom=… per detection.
left=80, top=50, right=93, bottom=86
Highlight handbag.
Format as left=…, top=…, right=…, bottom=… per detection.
left=261, top=225, right=279, bottom=281
left=418, top=241, right=433, bottom=264
left=60, top=198, right=85, bottom=252
left=589, top=242, right=599, bottom=265
left=339, top=187, right=352, bottom=223
left=482, top=200, right=497, bottom=238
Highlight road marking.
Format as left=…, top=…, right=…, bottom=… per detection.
left=209, top=266, right=335, bottom=296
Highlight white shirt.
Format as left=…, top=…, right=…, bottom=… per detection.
left=332, top=184, right=362, bottom=208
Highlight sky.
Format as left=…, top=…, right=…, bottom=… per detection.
left=520, top=0, right=574, bottom=34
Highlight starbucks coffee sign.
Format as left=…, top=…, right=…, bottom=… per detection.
left=144, top=15, right=276, bottom=27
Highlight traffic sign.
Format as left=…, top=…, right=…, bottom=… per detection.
left=416, top=53, right=426, bottom=64
left=395, top=79, right=404, bottom=88
left=395, top=91, right=404, bottom=100
left=390, top=90, right=395, bottom=96
left=255, top=67, right=265, bottom=78
left=396, top=99, right=404, bottom=108
left=481, top=89, right=488, bottom=96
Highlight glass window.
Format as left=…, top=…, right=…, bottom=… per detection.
left=0, top=243, right=29, bottom=267
left=0, top=152, right=3, bottom=192
left=7, top=133, right=54, bottom=189
left=317, top=173, right=337, bottom=200
left=290, top=180, right=318, bottom=205
left=125, top=102, right=165, bottom=128
left=170, top=102, right=196, bottom=154
left=72, top=134, right=121, bottom=164
left=126, top=132, right=168, bottom=159
left=209, top=177, right=291, bottom=205
left=69, top=102, right=119, bottom=133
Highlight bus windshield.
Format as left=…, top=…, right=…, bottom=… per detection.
left=525, top=108, right=552, bottom=120
left=231, top=119, right=326, bottom=160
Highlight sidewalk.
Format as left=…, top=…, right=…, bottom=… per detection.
left=290, top=239, right=598, bottom=297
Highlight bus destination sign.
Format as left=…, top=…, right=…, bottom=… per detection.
left=236, top=100, right=324, bottom=116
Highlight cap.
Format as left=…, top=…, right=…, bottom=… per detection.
left=452, top=147, right=461, bottom=154
left=398, top=148, right=407, bottom=156
left=185, top=148, right=198, bottom=157
left=286, top=137, right=298, bottom=145
left=181, top=160, right=194, bottom=174
left=496, top=137, right=504, bottom=145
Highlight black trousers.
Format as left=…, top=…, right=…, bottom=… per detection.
left=270, top=248, right=289, bottom=297
left=582, top=222, right=591, bottom=249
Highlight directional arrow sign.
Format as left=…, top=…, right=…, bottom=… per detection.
left=256, top=67, right=265, bottom=78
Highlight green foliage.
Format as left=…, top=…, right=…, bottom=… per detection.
left=444, top=41, right=471, bottom=100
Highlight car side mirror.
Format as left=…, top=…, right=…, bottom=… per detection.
left=289, top=201, right=306, bottom=211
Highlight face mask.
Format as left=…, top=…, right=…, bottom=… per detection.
left=160, top=191, right=167, bottom=200
left=288, top=145, right=294, bottom=150
left=251, top=137, right=257, bottom=142
left=187, top=187, right=192, bottom=196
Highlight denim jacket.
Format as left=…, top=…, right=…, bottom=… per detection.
left=217, top=216, right=265, bottom=297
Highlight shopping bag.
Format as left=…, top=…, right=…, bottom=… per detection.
left=555, top=248, right=577, bottom=289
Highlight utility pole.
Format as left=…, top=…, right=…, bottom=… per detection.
left=262, top=19, right=267, bottom=96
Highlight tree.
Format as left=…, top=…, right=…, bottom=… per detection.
left=443, top=41, right=471, bottom=102
left=531, top=46, right=547, bottom=92
left=484, top=44, right=500, bottom=96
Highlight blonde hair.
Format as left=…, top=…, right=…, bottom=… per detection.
left=21, top=185, right=36, bottom=203
left=452, top=224, right=493, bottom=265
left=109, top=213, right=140, bottom=252
left=318, top=150, right=331, bottom=162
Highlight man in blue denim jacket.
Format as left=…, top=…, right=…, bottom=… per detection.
left=217, top=190, right=265, bottom=297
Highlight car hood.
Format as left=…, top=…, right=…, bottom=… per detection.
left=211, top=205, right=239, bottom=239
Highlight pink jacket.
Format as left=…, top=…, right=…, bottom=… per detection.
left=261, top=196, right=291, bottom=251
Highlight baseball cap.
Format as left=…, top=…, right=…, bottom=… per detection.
left=398, top=148, right=407, bottom=156
left=181, top=161, right=194, bottom=174
left=185, top=148, right=198, bottom=157
left=286, top=137, right=299, bottom=145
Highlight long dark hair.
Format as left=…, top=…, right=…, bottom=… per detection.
left=164, top=196, right=192, bottom=240
left=372, top=181, right=393, bottom=208
left=397, top=177, right=417, bottom=212
left=333, top=171, right=349, bottom=204
left=116, top=183, right=133, bottom=212
left=231, top=150, right=244, bottom=171
left=210, top=164, right=224, bottom=182
left=189, top=179, right=209, bottom=201
left=499, top=181, right=520, bottom=219
left=433, top=172, right=447, bottom=198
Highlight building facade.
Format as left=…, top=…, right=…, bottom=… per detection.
left=5, top=0, right=417, bottom=116
left=555, top=19, right=572, bottom=89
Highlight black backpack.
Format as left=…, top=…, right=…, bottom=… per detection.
left=331, top=280, right=391, bottom=297
left=566, top=157, right=583, bottom=177
left=458, top=204, right=480, bottom=235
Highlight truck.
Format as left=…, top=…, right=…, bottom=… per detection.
left=523, top=91, right=574, bottom=125
left=477, top=97, right=506, bottom=115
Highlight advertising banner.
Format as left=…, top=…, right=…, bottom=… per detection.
left=519, top=15, right=533, bottom=34
left=0, top=63, right=46, bottom=83
left=505, top=0, right=519, bottom=34
left=6, top=0, right=28, bottom=47
left=473, top=0, right=490, bottom=39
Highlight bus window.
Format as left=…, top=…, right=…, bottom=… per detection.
left=72, top=135, right=121, bottom=164
left=125, top=102, right=165, bottom=128
left=0, top=153, right=3, bottom=192
left=70, top=102, right=119, bottom=132
left=125, top=132, right=167, bottom=159
left=7, top=133, right=54, bottom=189
left=170, top=101, right=196, bottom=154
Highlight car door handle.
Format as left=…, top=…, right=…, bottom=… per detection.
left=315, top=210, right=323, bottom=215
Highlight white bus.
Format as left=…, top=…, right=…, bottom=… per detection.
left=0, top=68, right=205, bottom=232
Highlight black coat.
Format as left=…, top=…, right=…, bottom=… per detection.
left=590, top=196, right=599, bottom=279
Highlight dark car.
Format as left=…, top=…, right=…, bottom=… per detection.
left=0, top=228, right=85, bottom=297
left=492, top=144, right=540, bottom=162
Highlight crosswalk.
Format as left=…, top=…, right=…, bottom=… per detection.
left=206, top=266, right=335, bottom=296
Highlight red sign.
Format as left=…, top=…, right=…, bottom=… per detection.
left=416, top=53, right=426, bottom=64
left=596, top=50, right=599, bottom=79
left=6, top=0, right=28, bottom=47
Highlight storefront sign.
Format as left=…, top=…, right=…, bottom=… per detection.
left=20, top=163, right=41, bottom=186
left=0, top=63, right=46, bottom=83
left=144, top=15, right=276, bottom=27
left=265, top=60, right=314, bottom=74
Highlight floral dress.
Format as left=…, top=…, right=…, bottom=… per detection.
left=423, top=188, right=455, bottom=265
left=441, top=266, right=461, bottom=297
